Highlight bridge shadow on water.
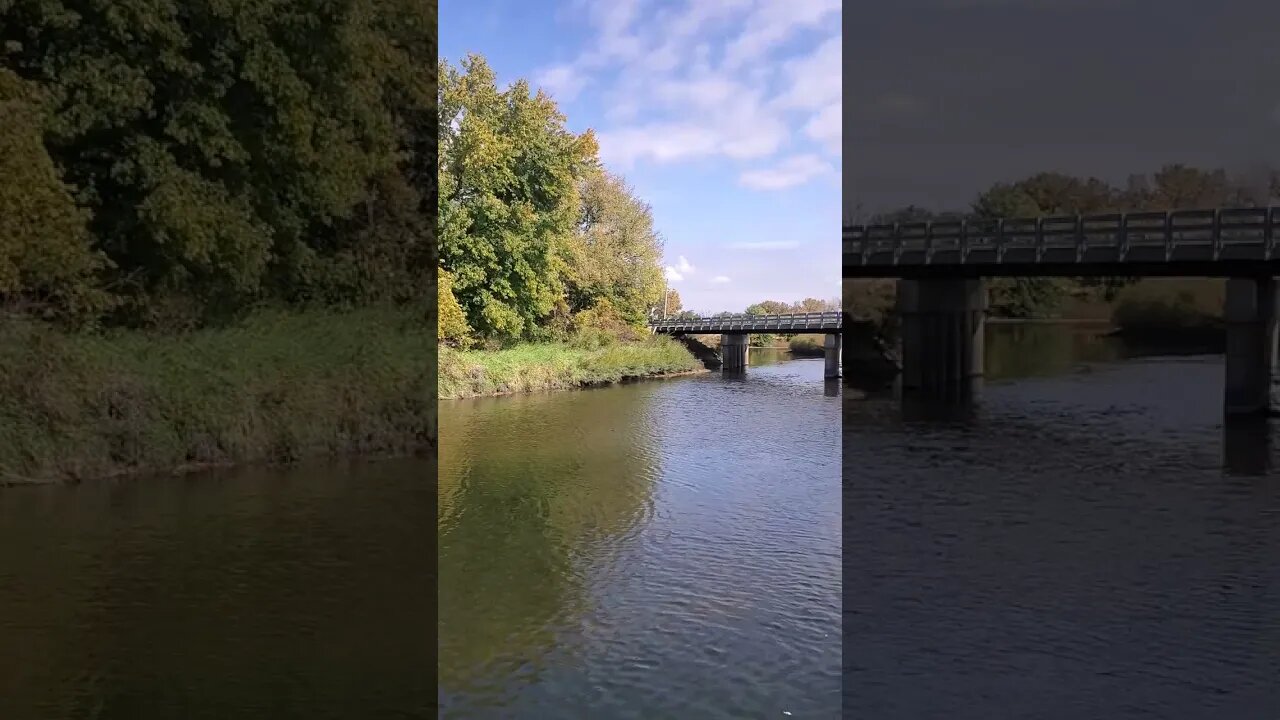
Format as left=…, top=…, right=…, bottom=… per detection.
left=1222, top=415, right=1272, bottom=476
left=848, top=374, right=1277, bottom=477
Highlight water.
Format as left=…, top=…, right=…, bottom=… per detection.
left=438, top=348, right=843, bottom=718
left=846, top=324, right=1280, bottom=718
left=0, top=460, right=432, bottom=719
left=8, top=326, right=1272, bottom=718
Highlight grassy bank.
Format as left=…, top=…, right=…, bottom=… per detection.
left=0, top=307, right=435, bottom=484
left=439, top=337, right=702, bottom=400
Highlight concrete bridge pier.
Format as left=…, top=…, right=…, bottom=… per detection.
left=1223, top=277, right=1278, bottom=416
left=824, top=333, right=842, bottom=378
left=721, top=334, right=749, bottom=371
left=897, top=278, right=986, bottom=394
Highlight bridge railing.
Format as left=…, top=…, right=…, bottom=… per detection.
left=651, top=311, right=842, bottom=333
left=843, top=207, right=1280, bottom=265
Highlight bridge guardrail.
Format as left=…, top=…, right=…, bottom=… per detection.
left=650, top=311, right=843, bottom=334
left=843, top=206, right=1280, bottom=267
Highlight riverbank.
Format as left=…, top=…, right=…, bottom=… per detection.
left=438, top=337, right=703, bottom=400
left=0, top=307, right=434, bottom=485
left=788, top=334, right=827, bottom=357
left=845, top=277, right=1227, bottom=338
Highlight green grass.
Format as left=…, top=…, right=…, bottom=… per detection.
left=439, top=336, right=702, bottom=400
left=0, top=307, right=435, bottom=484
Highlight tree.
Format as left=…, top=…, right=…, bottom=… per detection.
left=438, top=268, right=471, bottom=346
left=1, top=0, right=436, bottom=327
left=565, top=170, right=664, bottom=326
left=745, top=300, right=792, bottom=316
left=438, top=54, right=596, bottom=342
left=1144, top=164, right=1233, bottom=209
left=970, top=174, right=1115, bottom=317
left=661, top=288, right=682, bottom=317
left=0, top=69, right=109, bottom=323
left=791, top=297, right=835, bottom=313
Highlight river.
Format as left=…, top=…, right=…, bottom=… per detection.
left=438, top=348, right=843, bottom=718
left=846, top=323, right=1280, bottom=718
left=0, top=460, right=432, bottom=719
left=4, top=326, right=1275, bottom=718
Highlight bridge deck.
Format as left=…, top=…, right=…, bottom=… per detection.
left=651, top=311, right=842, bottom=335
left=844, top=207, right=1280, bottom=278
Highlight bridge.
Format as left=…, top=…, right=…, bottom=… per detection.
left=844, top=207, right=1280, bottom=278
left=843, top=206, right=1280, bottom=416
left=650, top=312, right=843, bottom=378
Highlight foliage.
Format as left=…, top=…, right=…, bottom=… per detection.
left=1, top=0, right=436, bottom=327
left=0, top=68, right=110, bottom=324
left=438, top=54, right=596, bottom=342
left=1110, top=278, right=1225, bottom=332
left=662, top=289, right=683, bottom=317
left=566, top=170, right=665, bottom=326
left=437, top=53, right=675, bottom=347
left=788, top=334, right=825, bottom=355
left=570, top=298, right=645, bottom=348
left=438, top=267, right=471, bottom=346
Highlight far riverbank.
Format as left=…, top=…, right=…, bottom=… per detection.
left=846, top=277, right=1227, bottom=338
left=439, top=338, right=704, bottom=400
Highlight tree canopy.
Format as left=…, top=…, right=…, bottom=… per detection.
left=1, top=0, right=437, bottom=327
left=437, top=54, right=666, bottom=346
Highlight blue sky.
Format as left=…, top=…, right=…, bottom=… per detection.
left=441, top=0, right=842, bottom=314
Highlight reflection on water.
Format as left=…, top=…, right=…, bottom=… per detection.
left=439, top=353, right=841, bottom=718
left=845, top=323, right=1280, bottom=718
left=0, top=460, right=432, bottom=719
left=1223, top=417, right=1272, bottom=476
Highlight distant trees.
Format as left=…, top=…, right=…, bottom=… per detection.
left=662, top=289, right=683, bottom=317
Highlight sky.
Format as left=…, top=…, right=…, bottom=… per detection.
left=441, top=0, right=842, bottom=314
left=845, top=0, right=1280, bottom=219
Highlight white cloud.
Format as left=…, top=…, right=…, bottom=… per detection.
left=711, top=275, right=732, bottom=284
left=725, top=240, right=803, bottom=250
left=721, top=0, right=842, bottom=70
left=535, top=64, right=588, bottom=101
left=774, top=35, right=841, bottom=111
left=805, top=102, right=841, bottom=156
left=542, top=0, right=841, bottom=170
left=739, top=154, right=834, bottom=190
left=664, top=255, right=695, bottom=282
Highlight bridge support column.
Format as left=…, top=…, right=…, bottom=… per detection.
left=824, top=333, right=842, bottom=378
left=721, top=334, right=749, bottom=371
left=1224, top=277, right=1278, bottom=416
left=897, top=278, right=986, bottom=394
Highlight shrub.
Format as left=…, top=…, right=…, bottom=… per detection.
left=571, top=299, right=644, bottom=344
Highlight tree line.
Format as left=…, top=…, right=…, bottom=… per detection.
left=437, top=54, right=665, bottom=348
left=660, top=291, right=841, bottom=320
left=2, top=0, right=437, bottom=329
left=854, top=165, right=1280, bottom=317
